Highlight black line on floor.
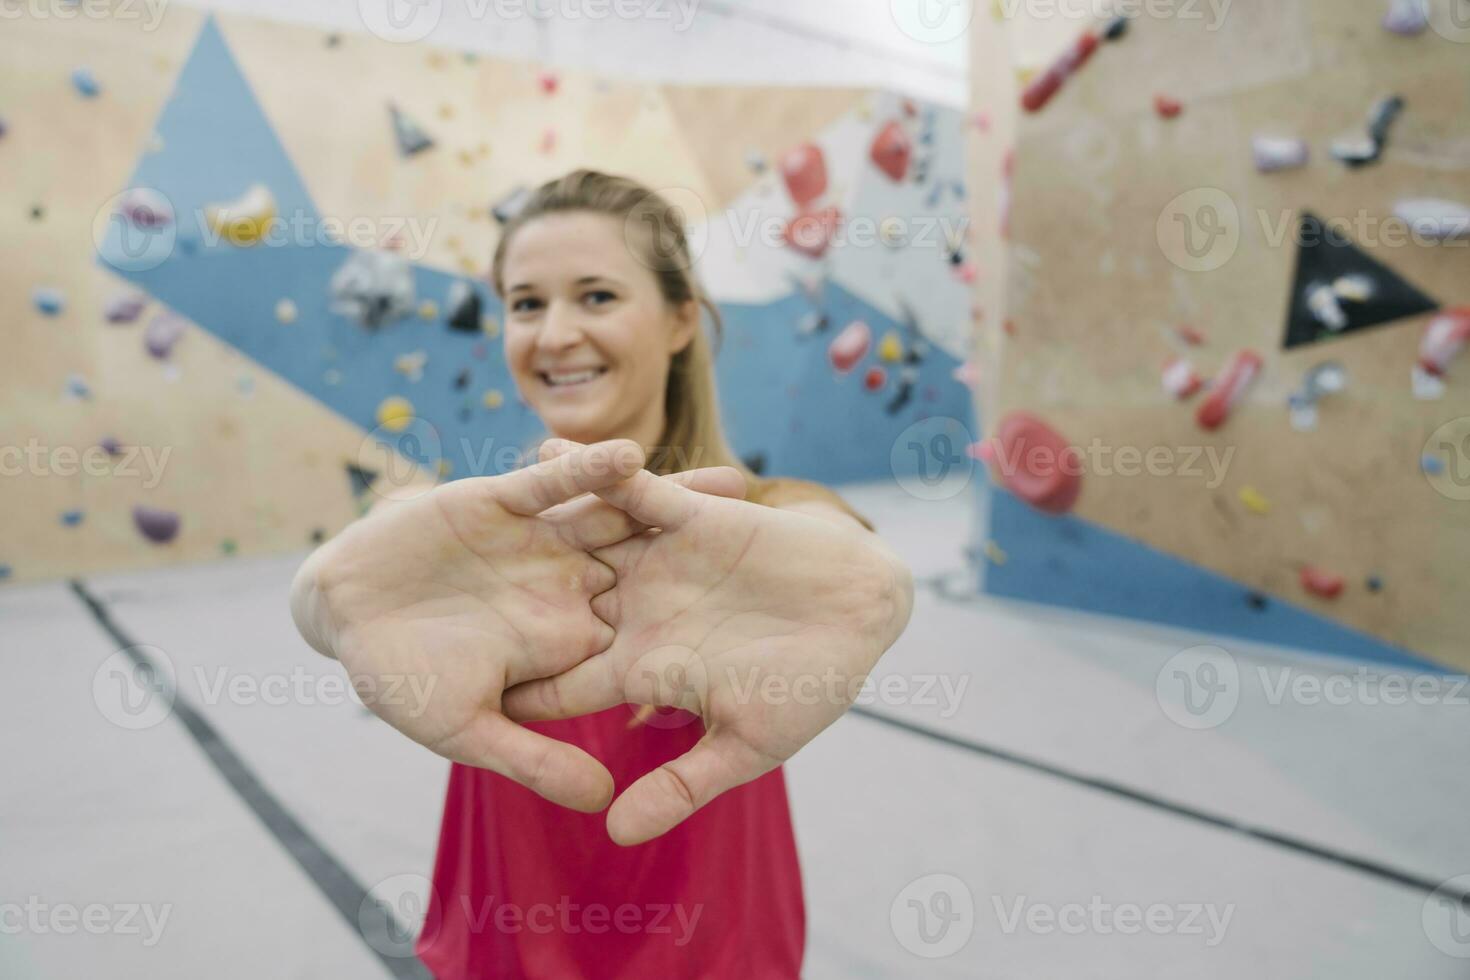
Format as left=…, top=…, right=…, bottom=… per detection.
left=849, top=705, right=1470, bottom=910
left=70, top=579, right=432, bottom=980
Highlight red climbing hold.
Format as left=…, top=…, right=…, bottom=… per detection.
left=783, top=207, right=841, bottom=259
left=863, top=365, right=887, bottom=391
left=870, top=120, right=912, bottom=182
left=780, top=143, right=827, bottom=207
left=829, top=320, right=872, bottom=374
left=990, top=412, right=1083, bottom=515
left=1196, top=350, right=1263, bottom=430
left=1419, top=307, right=1470, bottom=376
left=1300, top=566, right=1345, bottom=599
left=1154, top=94, right=1184, bottom=119
left=1021, top=30, right=1099, bottom=113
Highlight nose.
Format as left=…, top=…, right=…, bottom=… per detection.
left=536, top=299, right=586, bottom=353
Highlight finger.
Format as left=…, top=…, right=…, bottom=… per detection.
left=538, top=437, right=583, bottom=463
left=590, top=468, right=705, bottom=531
left=495, top=439, right=645, bottom=516
left=502, top=652, right=623, bottom=722
left=438, top=711, right=614, bottom=812
left=557, top=466, right=747, bottom=552
left=606, top=733, right=778, bottom=846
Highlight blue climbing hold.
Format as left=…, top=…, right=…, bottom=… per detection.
left=72, top=66, right=101, bottom=98
left=33, top=287, right=64, bottom=316
left=61, top=509, right=85, bottom=527
left=1422, top=453, right=1445, bottom=476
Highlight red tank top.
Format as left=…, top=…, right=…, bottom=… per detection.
left=415, top=706, right=805, bottom=978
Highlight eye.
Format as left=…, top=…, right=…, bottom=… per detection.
left=583, top=289, right=616, bottom=307
left=510, top=296, right=543, bottom=314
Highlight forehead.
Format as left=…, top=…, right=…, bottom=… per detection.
left=502, top=211, right=639, bottom=286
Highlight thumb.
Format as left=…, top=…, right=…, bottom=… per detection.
left=605, top=732, right=778, bottom=846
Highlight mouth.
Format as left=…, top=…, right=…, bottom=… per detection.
left=537, top=366, right=609, bottom=389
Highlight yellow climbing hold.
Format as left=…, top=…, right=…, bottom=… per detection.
left=418, top=300, right=439, bottom=320
left=436, top=459, right=453, bottom=478
left=879, top=330, right=903, bottom=363
left=481, top=316, right=501, bottom=339
left=984, top=541, right=1009, bottom=565
left=275, top=298, right=297, bottom=324
left=205, top=183, right=276, bottom=245
left=376, top=396, right=414, bottom=432
left=1238, top=486, right=1270, bottom=515
left=483, top=389, right=504, bottom=410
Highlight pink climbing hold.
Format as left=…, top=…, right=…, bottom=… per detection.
left=1162, top=357, right=1203, bottom=399
left=1196, top=350, right=1263, bottom=430
left=1154, top=94, right=1184, bottom=119
left=779, top=143, right=827, bottom=207
left=783, top=207, right=841, bottom=259
left=828, top=320, right=872, bottom=374
left=990, top=412, right=1082, bottom=515
left=870, top=120, right=912, bottom=182
left=1419, top=308, right=1470, bottom=376
left=1300, top=566, right=1345, bottom=600
left=538, top=71, right=559, bottom=95
left=133, top=505, right=181, bottom=544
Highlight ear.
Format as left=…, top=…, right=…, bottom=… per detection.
left=668, top=299, right=698, bottom=355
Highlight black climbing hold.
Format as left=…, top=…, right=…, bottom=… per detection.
left=446, top=280, right=483, bottom=332
left=1366, top=574, right=1384, bottom=593
left=310, top=528, right=326, bottom=544
left=742, top=452, right=767, bottom=476
left=1246, top=591, right=1269, bottom=611
left=453, top=367, right=471, bottom=390
left=491, top=186, right=532, bottom=225
left=1282, top=212, right=1439, bottom=349
left=29, top=205, right=43, bottom=221
left=345, top=463, right=378, bottom=498
left=1103, top=15, right=1129, bottom=40
left=389, top=102, right=434, bottom=156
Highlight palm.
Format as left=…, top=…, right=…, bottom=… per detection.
left=504, top=477, right=912, bottom=844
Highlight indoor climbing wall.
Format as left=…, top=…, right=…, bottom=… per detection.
left=974, top=0, right=1470, bottom=671
left=1, top=9, right=974, bottom=583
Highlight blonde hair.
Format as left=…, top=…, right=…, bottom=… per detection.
left=490, top=169, right=750, bottom=483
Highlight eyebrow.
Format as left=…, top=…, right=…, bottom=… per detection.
left=506, top=275, right=623, bottom=294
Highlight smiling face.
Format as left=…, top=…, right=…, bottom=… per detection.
left=500, top=211, right=696, bottom=449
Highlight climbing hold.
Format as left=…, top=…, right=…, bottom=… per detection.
left=395, top=350, right=428, bottom=382
left=990, top=412, right=1082, bottom=515
left=983, top=541, right=1009, bottom=565
left=744, top=150, right=767, bottom=174
left=828, top=321, right=872, bottom=375
left=445, top=280, right=482, bottom=332
left=1422, top=453, right=1445, bottom=475
left=330, top=249, right=415, bottom=329
left=471, top=342, right=488, bottom=360
left=879, top=331, right=903, bottom=363
left=953, top=362, right=980, bottom=388
left=204, top=184, right=276, bottom=245
left=453, top=368, right=471, bottom=391
left=30, top=205, right=44, bottom=220
left=1332, top=95, right=1404, bottom=168
left=1154, top=94, right=1183, bottom=119
left=61, top=509, right=85, bottom=527
left=1395, top=199, right=1470, bottom=241
left=221, top=539, right=238, bottom=555
left=104, top=291, right=147, bottom=324
left=482, top=389, right=504, bottom=410
left=1161, top=357, right=1203, bottom=399
left=116, top=187, right=174, bottom=228
left=954, top=261, right=978, bottom=285
left=1246, top=591, right=1269, bottom=611
left=1383, top=0, right=1428, bottom=35
left=1237, top=486, right=1271, bottom=515
left=1020, top=30, right=1099, bottom=113
left=376, top=396, right=415, bottom=432
left=539, top=127, right=557, bottom=154
left=481, top=316, right=500, bottom=339
left=1332, top=274, right=1375, bottom=304
left=144, top=311, right=187, bottom=360
left=1252, top=136, right=1309, bottom=173
left=310, top=528, right=326, bottom=545
left=71, top=66, right=101, bottom=98
left=490, top=186, right=532, bottom=225
left=1288, top=361, right=1348, bottom=431
left=275, top=298, right=298, bottom=324
left=779, top=143, right=828, bottom=207
left=1102, top=15, right=1129, bottom=40
left=418, top=300, right=439, bottom=320
left=1300, top=566, right=1345, bottom=600
left=132, top=505, right=181, bottom=544
left=798, top=311, right=829, bottom=336
left=65, top=374, right=91, bottom=400
left=1365, top=574, right=1384, bottom=593
left=1306, top=282, right=1348, bottom=331
left=1174, top=324, right=1207, bottom=346
left=99, top=436, right=122, bottom=457
left=1330, top=136, right=1380, bottom=168
left=1418, top=308, right=1470, bottom=376
left=0, top=564, right=10, bottom=580
left=783, top=207, right=841, bottom=259
left=32, top=286, right=64, bottom=316
left=1196, top=350, right=1263, bottom=430
left=879, top=216, right=908, bottom=248
left=388, top=102, right=434, bottom=156
left=870, top=121, right=912, bottom=182
left=538, top=71, right=559, bottom=95
left=863, top=366, right=887, bottom=392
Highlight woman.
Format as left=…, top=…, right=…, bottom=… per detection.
left=290, top=170, right=914, bottom=978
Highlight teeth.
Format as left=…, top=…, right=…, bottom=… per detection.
left=545, top=369, right=602, bottom=386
